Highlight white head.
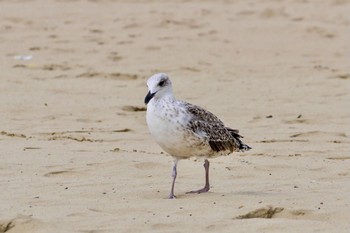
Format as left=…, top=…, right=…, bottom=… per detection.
left=144, top=73, right=173, bottom=104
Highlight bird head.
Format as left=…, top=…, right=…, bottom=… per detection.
left=144, top=73, right=173, bottom=104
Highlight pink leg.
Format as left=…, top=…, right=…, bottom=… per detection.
left=187, top=159, right=210, bottom=194
left=169, top=161, right=177, bottom=199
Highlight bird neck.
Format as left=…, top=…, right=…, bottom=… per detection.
left=157, top=91, right=175, bottom=102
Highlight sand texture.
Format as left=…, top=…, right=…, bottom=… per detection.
left=1, top=0, right=350, bottom=232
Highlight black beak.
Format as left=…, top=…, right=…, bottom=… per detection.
left=144, top=91, right=156, bottom=105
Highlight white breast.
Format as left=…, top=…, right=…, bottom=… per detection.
left=146, top=98, right=209, bottom=159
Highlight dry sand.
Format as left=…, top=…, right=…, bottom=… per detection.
left=1, top=0, right=350, bottom=232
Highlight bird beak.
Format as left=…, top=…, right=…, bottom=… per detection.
left=144, top=91, right=156, bottom=105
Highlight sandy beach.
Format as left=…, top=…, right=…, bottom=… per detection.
left=1, top=0, right=350, bottom=232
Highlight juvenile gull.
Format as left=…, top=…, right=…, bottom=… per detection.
left=144, top=73, right=251, bottom=199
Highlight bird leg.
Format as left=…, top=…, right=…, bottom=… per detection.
left=169, top=161, right=177, bottom=199
left=187, top=159, right=210, bottom=194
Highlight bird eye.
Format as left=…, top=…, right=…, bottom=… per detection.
left=158, top=80, right=165, bottom=87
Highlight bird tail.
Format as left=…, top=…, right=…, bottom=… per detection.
left=226, top=128, right=252, bottom=151
left=239, top=142, right=252, bottom=151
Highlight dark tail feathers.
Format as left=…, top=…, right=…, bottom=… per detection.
left=226, top=128, right=252, bottom=151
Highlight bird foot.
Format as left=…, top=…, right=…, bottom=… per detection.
left=186, top=186, right=210, bottom=194
left=168, top=194, right=177, bottom=199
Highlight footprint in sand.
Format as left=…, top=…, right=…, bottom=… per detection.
left=330, top=73, right=350, bottom=80
left=259, top=7, right=289, bottom=19
left=12, top=63, right=70, bottom=71
left=306, top=26, right=336, bottom=39
left=107, top=51, right=123, bottom=62
left=0, top=215, right=44, bottom=233
left=235, top=206, right=284, bottom=219
left=0, top=131, right=26, bottom=138
left=235, top=206, right=322, bottom=220
left=76, top=72, right=138, bottom=80
left=290, top=131, right=347, bottom=138
left=122, top=105, right=147, bottom=112
left=48, top=135, right=98, bottom=142
left=44, top=169, right=85, bottom=178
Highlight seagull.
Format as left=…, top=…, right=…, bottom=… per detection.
left=144, top=73, right=251, bottom=199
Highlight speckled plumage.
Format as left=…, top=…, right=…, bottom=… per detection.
left=184, top=102, right=249, bottom=154
left=144, top=73, right=251, bottom=198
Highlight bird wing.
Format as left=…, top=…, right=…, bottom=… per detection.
left=183, top=102, right=240, bottom=152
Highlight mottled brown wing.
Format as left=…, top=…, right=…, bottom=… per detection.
left=185, top=102, right=225, bottom=124
left=184, top=103, right=241, bottom=152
